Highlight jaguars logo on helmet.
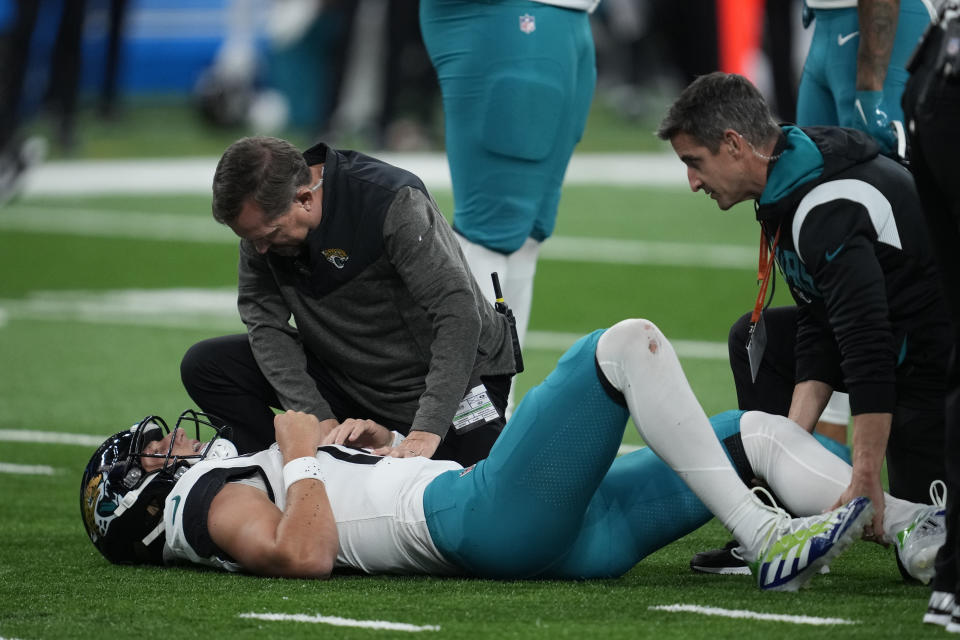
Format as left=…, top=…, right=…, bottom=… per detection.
left=79, top=410, right=233, bottom=565
left=80, top=473, right=107, bottom=542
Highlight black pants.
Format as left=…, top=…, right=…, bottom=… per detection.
left=180, top=334, right=509, bottom=467
left=0, top=0, right=86, bottom=152
left=903, top=18, right=960, bottom=596
left=728, top=307, right=946, bottom=505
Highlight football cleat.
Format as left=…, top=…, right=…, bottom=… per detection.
left=947, top=603, right=960, bottom=634
left=924, top=591, right=955, bottom=627
left=690, top=540, right=752, bottom=576
left=895, top=480, right=947, bottom=585
left=749, top=494, right=872, bottom=592
left=691, top=539, right=829, bottom=577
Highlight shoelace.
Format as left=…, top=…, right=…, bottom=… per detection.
left=930, top=479, right=947, bottom=509
left=901, top=480, right=948, bottom=546
left=749, top=486, right=792, bottom=551
left=751, top=485, right=782, bottom=511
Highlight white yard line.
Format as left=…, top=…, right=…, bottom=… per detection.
left=0, top=429, right=644, bottom=466
left=0, top=288, right=245, bottom=332
left=5, top=153, right=753, bottom=270
left=20, top=152, right=687, bottom=197
left=238, top=612, right=439, bottom=632
left=0, top=429, right=106, bottom=447
left=0, top=204, right=754, bottom=269
left=543, top=236, right=753, bottom=269
left=0, top=462, right=56, bottom=475
left=0, top=427, right=644, bottom=458
left=0, top=288, right=729, bottom=359
left=526, top=330, right=726, bottom=359
left=0, top=431, right=101, bottom=476
left=0, top=205, right=234, bottom=244
left=649, top=604, right=859, bottom=626
left=0, top=288, right=706, bottom=458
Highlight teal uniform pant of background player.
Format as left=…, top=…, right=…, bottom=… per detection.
left=799, top=0, right=934, bottom=128
left=419, top=0, right=596, bottom=254
left=424, top=329, right=740, bottom=579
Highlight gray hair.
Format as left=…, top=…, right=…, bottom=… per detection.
left=211, top=136, right=312, bottom=224
left=656, top=72, right=780, bottom=152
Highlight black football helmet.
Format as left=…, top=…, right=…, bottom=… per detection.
left=80, top=410, right=232, bottom=565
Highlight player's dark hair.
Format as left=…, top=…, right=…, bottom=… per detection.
left=657, top=72, right=780, bottom=152
left=211, top=136, right=312, bottom=224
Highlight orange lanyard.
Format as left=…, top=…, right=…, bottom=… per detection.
left=751, top=226, right=780, bottom=324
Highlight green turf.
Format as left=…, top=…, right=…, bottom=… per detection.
left=25, top=94, right=669, bottom=159
left=25, top=97, right=268, bottom=160
left=1, top=173, right=924, bottom=638
left=0, top=452, right=933, bottom=640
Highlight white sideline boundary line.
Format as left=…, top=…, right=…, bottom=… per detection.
left=649, top=604, right=859, bottom=626
left=239, top=612, right=439, bottom=632
left=0, top=462, right=56, bottom=475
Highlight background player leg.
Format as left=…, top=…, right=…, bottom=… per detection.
left=595, top=319, right=871, bottom=589
left=739, top=411, right=946, bottom=583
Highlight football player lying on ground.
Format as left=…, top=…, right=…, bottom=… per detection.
left=81, top=319, right=943, bottom=591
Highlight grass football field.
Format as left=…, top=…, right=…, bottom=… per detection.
left=0, top=104, right=941, bottom=638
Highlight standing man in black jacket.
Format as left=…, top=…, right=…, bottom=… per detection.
left=180, top=137, right=518, bottom=466
left=902, top=3, right=960, bottom=627
left=657, top=72, right=948, bottom=539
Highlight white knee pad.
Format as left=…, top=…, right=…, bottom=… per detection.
left=596, top=319, right=674, bottom=393
left=599, top=319, right=756, bottom=531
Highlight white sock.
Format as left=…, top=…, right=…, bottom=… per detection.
left=739, top=410, right=922, bottom=542
left=820, top=392, right=851, bottom=425
left=456, top=233, right=537, bottom=420
left=502, top=237, right=540, bottom=351
left=596, top=319, right=778, bottom=557
left=502, top=238, right=540, bottom=419
left=455, top=232, right=507, bottom=304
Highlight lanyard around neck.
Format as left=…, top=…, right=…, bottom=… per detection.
left=750, top=225, right=780, bottom=324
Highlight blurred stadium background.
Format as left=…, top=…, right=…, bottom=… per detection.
left=1, top=2, right=930, bottom=639
left=4, top=0, right=813, bottom=427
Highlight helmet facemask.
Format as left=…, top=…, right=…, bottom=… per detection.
left=80, top=411, right=233, bottom=565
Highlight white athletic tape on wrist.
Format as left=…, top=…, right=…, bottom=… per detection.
left=391, top=431, right=406, bottom=448
left=282, top=456, right=326, bottom=488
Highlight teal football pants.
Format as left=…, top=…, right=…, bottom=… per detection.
left=420, top=0, right=595, bottom=254
left=798, top=1, right=934, bottom=127
left=423, top=329, right=744, bottom=579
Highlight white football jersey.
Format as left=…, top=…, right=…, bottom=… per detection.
left=162, top=443, right=462, bottom=576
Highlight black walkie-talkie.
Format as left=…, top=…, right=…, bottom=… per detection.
left=491, top=272, right=524, bottom=373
